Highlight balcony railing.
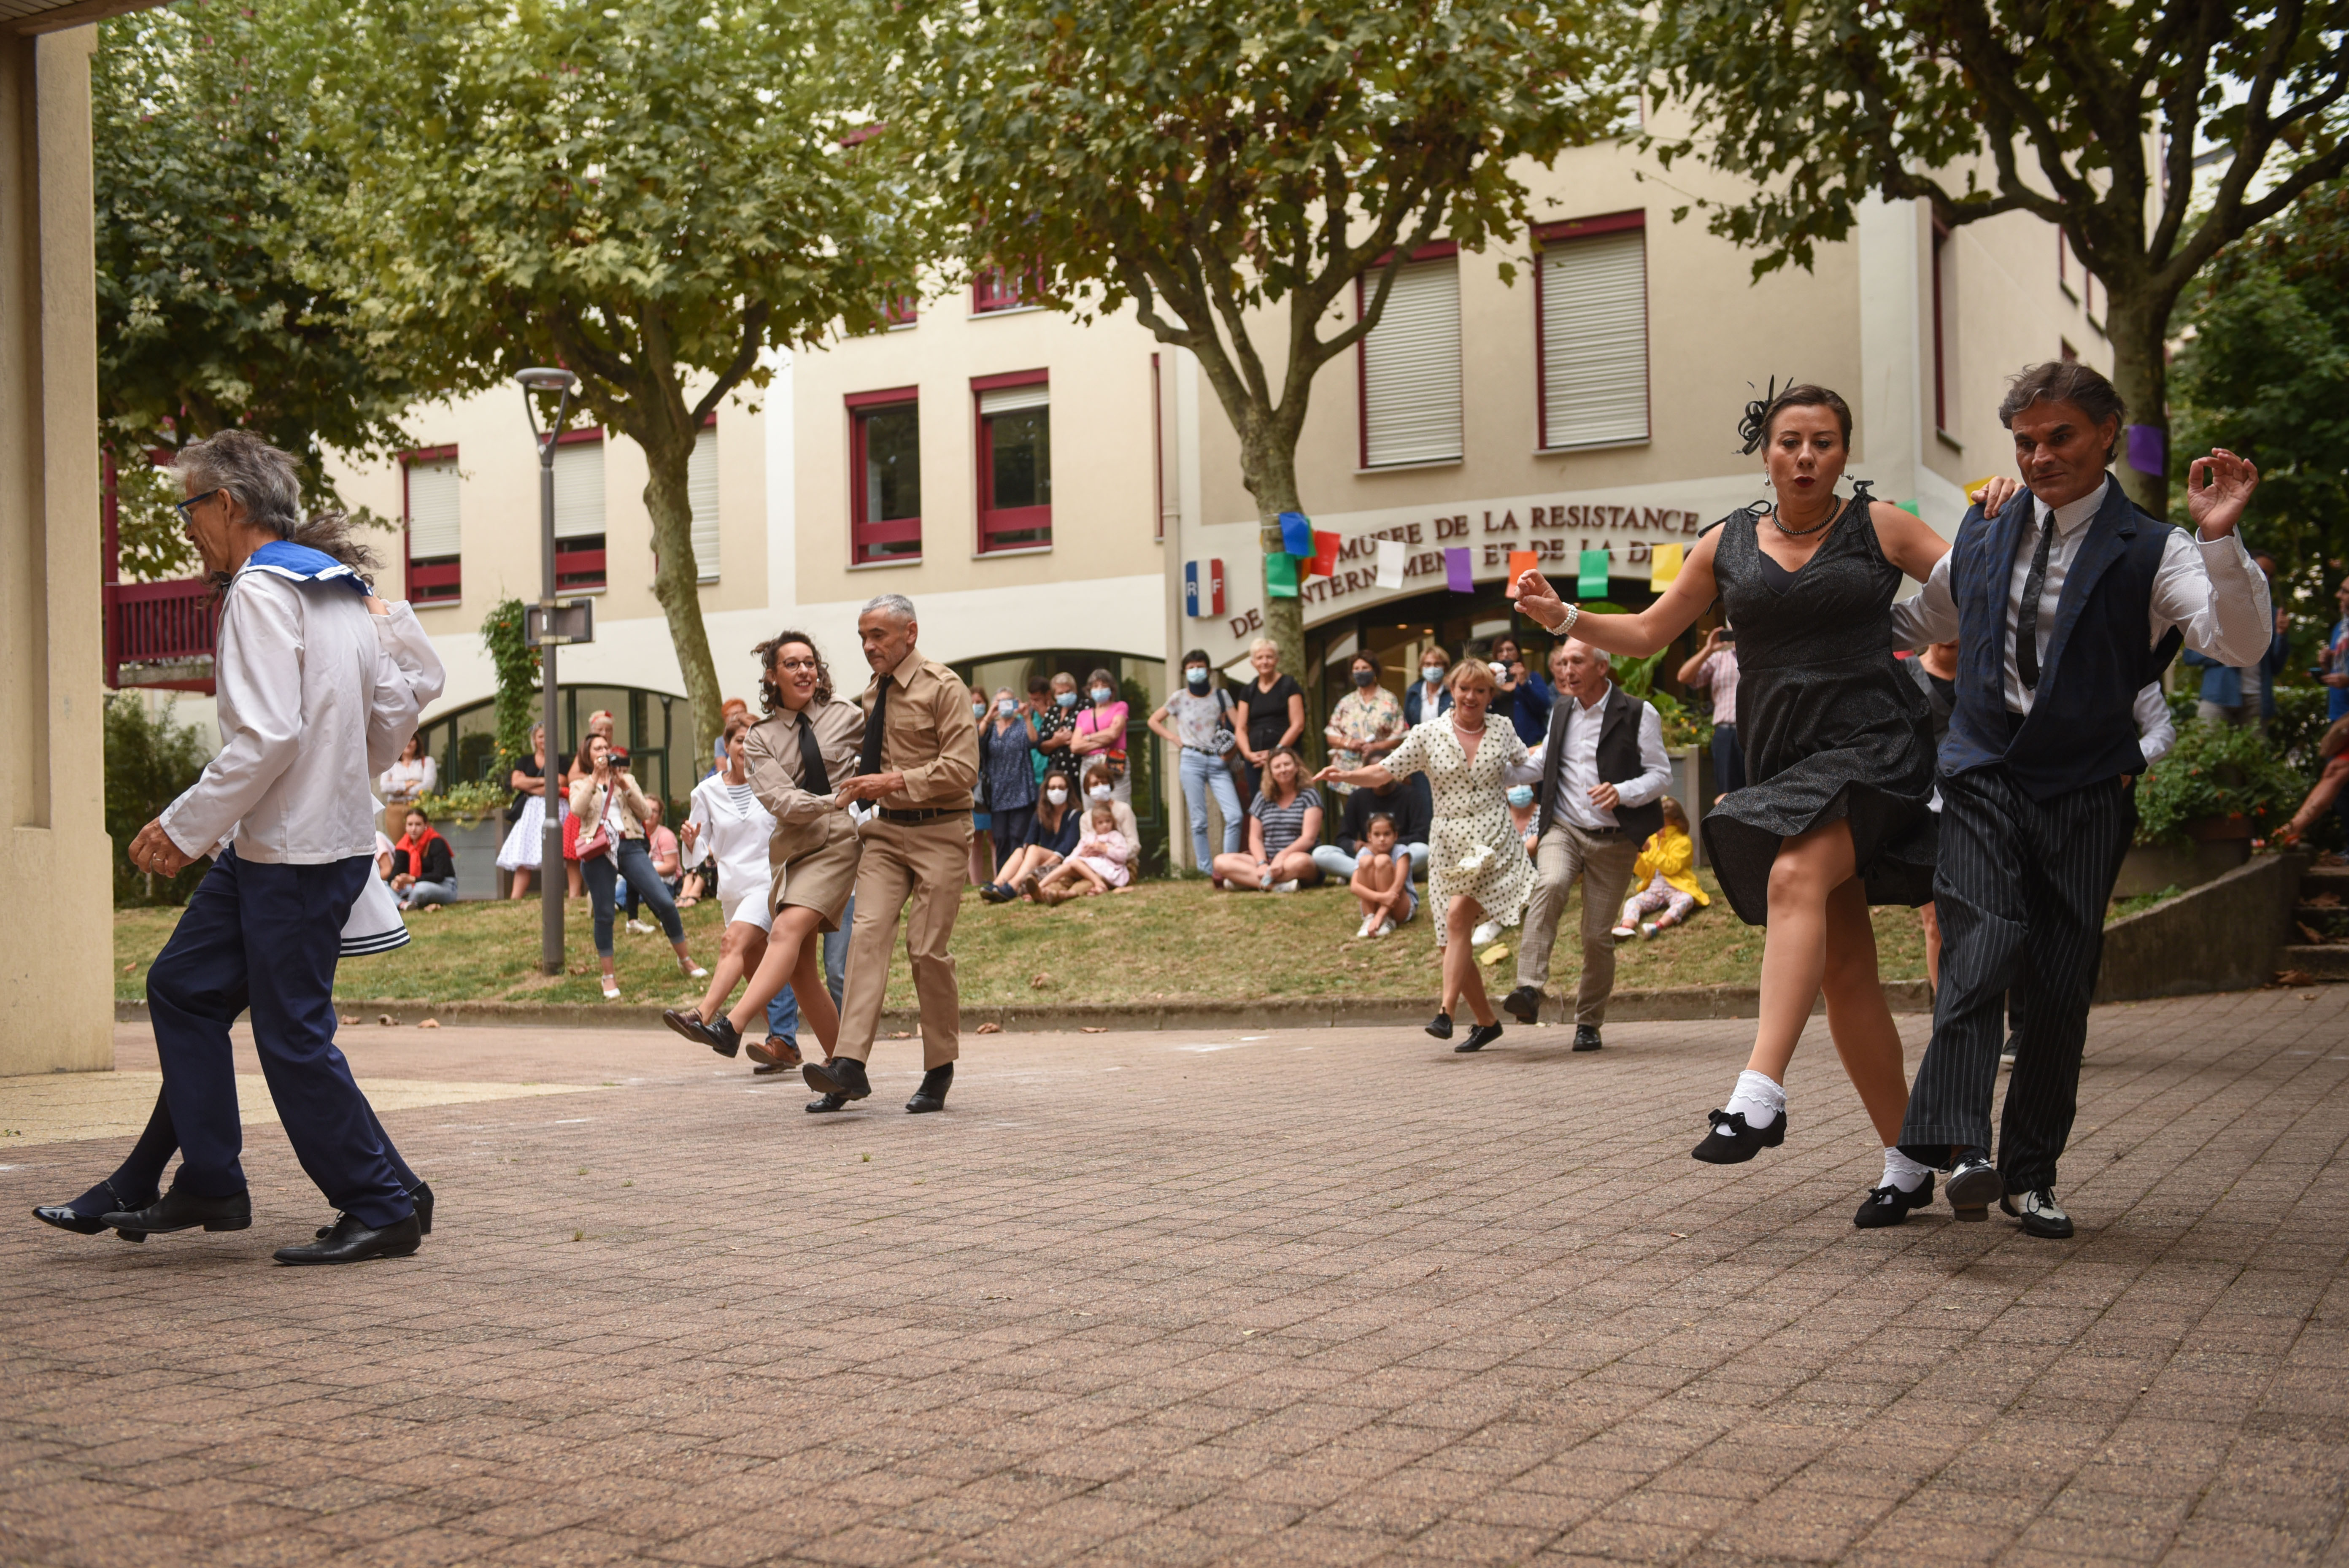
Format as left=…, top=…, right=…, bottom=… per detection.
left=105, top=577, right=219, bottom=692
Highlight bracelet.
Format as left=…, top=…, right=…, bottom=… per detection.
left=1561, top=602, right=1580, bottom=636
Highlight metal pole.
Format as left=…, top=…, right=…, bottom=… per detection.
left=539, top=435, right=563, bottom=977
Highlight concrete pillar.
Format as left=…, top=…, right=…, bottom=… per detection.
left=0, top=24, right=109, bottom=1076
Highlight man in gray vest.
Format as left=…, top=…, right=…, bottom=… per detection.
left=1501, top=639, right=1674, bottom=1049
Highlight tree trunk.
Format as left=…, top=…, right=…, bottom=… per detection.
left=2106, top=291, right=2171, bottom=522
left=638, top=430, right=726, bottom=793
left=1237, top=414, right=1307, bottom=682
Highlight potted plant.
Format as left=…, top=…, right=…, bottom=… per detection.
left=2126, top=717, right=2308, bottom=892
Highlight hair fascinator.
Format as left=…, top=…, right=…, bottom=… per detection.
left=1737, top=376, right=1789, bottom=455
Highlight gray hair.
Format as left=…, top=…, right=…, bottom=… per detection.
left=173, top=428, right=380, bottom=575
left=860, top=592, right=917, bottom=624
left=1999, top=361, right=2126, bottom=460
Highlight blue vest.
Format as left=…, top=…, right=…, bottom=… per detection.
left=1941, top=476, right=2181, bottom=801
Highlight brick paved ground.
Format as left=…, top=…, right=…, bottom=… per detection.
left=3, top=987, right=2345, bottom=1566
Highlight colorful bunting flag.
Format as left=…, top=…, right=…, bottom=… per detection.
left=1649, top=543, right=1683, bottom=589
left=1506, top=551, right=1539, bottom=598
left=1265, top=552, right=1299, bottom=598
left=1374, top=537, right=1406, bottom=591
left=1443, top=548, right=1474, bottom=593
left=1310, top=530, right=1341, bottom=578
left=1277, top=511, right=1314, bottom=556
left=1577, top=548, right=1611, bottom=599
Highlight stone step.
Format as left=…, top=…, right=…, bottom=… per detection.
left=2276, top=945, right=2349, bottom=982
left=2303, top=864, right=2349, bottom=895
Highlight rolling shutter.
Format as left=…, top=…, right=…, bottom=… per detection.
left=978, top=382, right=1049, bottom=416
left=551, top=439, right=605, bottom=540
left=405, top=456, right=460, bottom=559
left=1541, top=229, right=1649, bottom=449
left=688, top=426, right=719, bottom=581
left=1360, top=258, right=1463, bottom=467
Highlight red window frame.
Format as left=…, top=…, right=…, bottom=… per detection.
left=972, top=369, right=1050, bottom=553
left=848, top=388, right=923, bottom=565
left=1530, top=210, right=1647, bottom=452
left=972, top=265, right=1042, bottom=314
left=1354, top=240, right=1460, bottom=470
left=400, top=443, right=461, bottom=604
left=552, top=426, right=607, bottom=590
left=1930, top=219, right=1951, bottom=435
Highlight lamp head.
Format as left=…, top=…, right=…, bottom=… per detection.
left=516, top=367, right=578, bottom=393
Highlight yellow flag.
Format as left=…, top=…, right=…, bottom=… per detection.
left=1963, top=476, right=2001, bottom=505
left=1650, top=542, right=1684, bottom=588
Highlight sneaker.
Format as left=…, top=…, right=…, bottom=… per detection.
left=1272, top=880, right=1299, bottom=893
left=1471, top=920, right=1500, bottom=946
left=1374, top=919, right=1396, bottom=938
left=626, top=919, right=656, bottom=935
left=1999, top=1187, right=2074, bottom=1239
left=1638, top=923, right=1658, bottom=939
left=1358, top=912, right=1380, bottom=939
left=1609, top=925, right=1636, bottom=941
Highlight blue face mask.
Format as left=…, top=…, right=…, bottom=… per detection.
left=1091, top=687, right=1115, bottom=704
left=1185, top=669, right=1210, bottom=689
left=1505, top=785, right=1535, bottom=809
left=1055, top=691, right=1078, bottom=709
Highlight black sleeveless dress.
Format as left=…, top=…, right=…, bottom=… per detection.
left=1701, top=489, right=1938, bottom=924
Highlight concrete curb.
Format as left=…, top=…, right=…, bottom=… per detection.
left=114, top=979, right=1939, bottom=1034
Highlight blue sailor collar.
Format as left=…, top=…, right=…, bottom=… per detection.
left=237, top=540, right=369, bottom=593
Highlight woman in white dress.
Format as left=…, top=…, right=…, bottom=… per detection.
left=1316, top=659, right=1533, bottom=1051
left=494, top=724, right=557, bottom=896
left=670, top=718, right=780, bottom=1034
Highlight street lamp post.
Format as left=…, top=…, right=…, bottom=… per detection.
left=518, top=367, right=579, bottom=977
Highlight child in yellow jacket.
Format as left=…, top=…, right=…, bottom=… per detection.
left=1612, top=796, right=1709, bottom=939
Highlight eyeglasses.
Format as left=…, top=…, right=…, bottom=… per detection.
left=775, top=657, right=821, bottom=673
left=173, top=488, right=224, bottom=525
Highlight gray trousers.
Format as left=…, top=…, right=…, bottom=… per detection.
left=1514, top=819, right=1641, bottom=1026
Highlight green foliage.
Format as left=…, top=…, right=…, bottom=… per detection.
left=93, top=2, right=416, bottom=580
left=2132, top=718, right=2310, bottom=847
left=2271, top=685, right=2340, bottom=776
left=104, top=694, right=213, bottom=907
left=872, top=0, right=1629, bottom=678
left=418, top=780, right=510, bottom=825
left=479, top=597, right=540, bottom=781
left=280, top=0, right=928, bottom=771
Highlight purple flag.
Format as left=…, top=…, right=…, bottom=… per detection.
left=2125, top=423, right=2166, bottom=476
left=1444, top=547, right=1473, bottom=592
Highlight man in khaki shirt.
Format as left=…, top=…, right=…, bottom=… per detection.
left=803, top=594, right=981, bottom=1113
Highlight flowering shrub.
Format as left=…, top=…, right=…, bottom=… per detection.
left=2132, top=718, right=2309, bottom=846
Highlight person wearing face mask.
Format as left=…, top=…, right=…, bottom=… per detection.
left=1148, top=650, right=1246, bottom=874
left=1404, top=646, right=1455, bottom=727
left=1078, top=763, right=1141, bottom=847
left=1034, top=671, right=1082, bottom=783
left=1323, top=652, right=1403, bottom=795
left=987, top=769, right=1082, bottom=901
left=977, top=685, right=1040, bottom=877
left=1068, top=667, right=1131, bottom=803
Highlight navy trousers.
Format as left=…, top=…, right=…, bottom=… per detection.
left=1900, top=767, right=2135, bottom=1193
left=148, top=847, right=416, bottom=1229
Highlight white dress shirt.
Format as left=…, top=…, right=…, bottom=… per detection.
left=161, top=570, right=446, bottom=864
left=2133, top=684, right=2176, bottom=767
left=1549, top=683, right=1673, bottom=832
left=1893, top=476, right=2273, bottom=714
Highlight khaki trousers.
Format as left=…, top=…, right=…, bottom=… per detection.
left=835, top=815, right=969, bottom=1069
left=1515, top=819, right=1641, bottom=1026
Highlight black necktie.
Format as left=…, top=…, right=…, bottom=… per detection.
left=795, top=710, right=831, bottom=797
left=2014, top=512, right=2057, bottom=691
left=859, top=678, right=889, bottom=776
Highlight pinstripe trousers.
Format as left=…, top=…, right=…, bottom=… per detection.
left=1899, top=766, right=2135, bottom=1193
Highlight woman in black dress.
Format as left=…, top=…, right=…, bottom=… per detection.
left=1515, top=384, right=2014, bottom=1226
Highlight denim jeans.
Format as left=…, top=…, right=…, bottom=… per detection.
left=1310, top=842, right=1428, bottom=884
left=766, top=892, right=853, bottom=1041
left=582, top=839, right=683, bottom=957
left=400, top=877, right=457, bottom=909
left=1178, top=746, right=1245, bottom=868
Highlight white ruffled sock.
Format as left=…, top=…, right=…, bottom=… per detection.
left=1880, top=1146, right=1932, bottom=1193
left=1721, top=1070, right=1784, bottom=1131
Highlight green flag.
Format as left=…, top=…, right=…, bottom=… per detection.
left=1577, top=549, right=1610, bottom=599
left=1266, top=552, right=1299, bottom=599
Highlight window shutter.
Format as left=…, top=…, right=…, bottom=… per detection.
left=1541, top=229, right=1648, bottom=448
left=1361, top=258, right=1463, bottom=467
left=688, top=427, right=719, bottom=581
left=978, top=383, right=1049, bottom=416
left=552, top=440, right=605, bottom=540
left=405, top=457, right=460, bottom=559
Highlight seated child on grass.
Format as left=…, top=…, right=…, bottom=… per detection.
left=1036, top=800, right=1133, bottom=904
left=1612, top=795, right=1709, bottom=940
left=1347, top=812, right=1416, bottom=939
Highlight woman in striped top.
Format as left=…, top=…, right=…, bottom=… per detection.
left=1212, top=746, right=1323, bottom=892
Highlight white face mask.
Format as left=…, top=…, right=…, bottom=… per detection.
left=1045, top=787, right=1068, bottom=805
left=1421, top=666, right=1442, bottom=684
left=1087, top=784, right=1113, bottom=801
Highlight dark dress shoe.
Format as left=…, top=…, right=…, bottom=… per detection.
left=274, top=1211, right=422, bottom=1266
left=659, top=1007, right=707, bottom=1045
left=980, top=883, right=1014, bottom=904
left=1572, top=1025, right=1603, bottom=1052
left=1945, top=1149, right=2003, bottom=1219
left=1500, top=985, right=1543, bottom=1025
left=802, top=1055, right=872, bottom=1101
left=748, top=1034, right=802, bottom=1069
left=806, top=1090, right=848, bottom=1113
left=102, top=1187, right=251, bottom=1235
left=702, top=1015, right=744, bottom=1058
left=2000, top=1187, right=2074, bottom=1238
left=35, top=1179, right=153, bottom=1240
left=1690, top=1108, right=1786, bottom=1164
left=1454, top=1021, right=1503, bottom=1053
left=317, top=1180, right=432, bottom=1239
left=753, top=1060, right=792, bottom=1076
left=906, top=1063, right=953, bottom=1113
left=1854, top=1174, right=1934, bottom=1229
left=1425, top=1011, right=1454, bottom=1040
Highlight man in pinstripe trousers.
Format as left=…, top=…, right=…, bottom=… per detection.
left=1889, top=362, right=2271, bottom=1236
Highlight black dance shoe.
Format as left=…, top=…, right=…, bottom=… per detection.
left=1572, top=1025, right=1604, bottom=1052
left=1999, top=1187, right=2074, bottom=1239
left=317, top=1181, right=432, bottom=1239
left=34, top=1179, right=154, bottom=1241
left=101, top=1187, right=251, bottom=1235
left=1500, top=985, right=1544, bottom=1025
left=1425, top=1011, right=1454, bottom=1040
left=907, top=1063, right=953, bottom=1113
left=1945, top=1149, right=2003, bottom=1220
left=1454, top=1022, right=1504, bottom=1054
left=806, top=1091, right=848, bottom=1113
left=802, top=1055, right=871, bottom=1101
left=1853, top=1174, right=1934, bottom=1229
left=1689, top=1108, right=1786, bottom=1165
left=274, top=1212, right=421, bottom=1266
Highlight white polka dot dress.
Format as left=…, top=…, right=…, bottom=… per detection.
left=1381, top=717, right=1535, bottom=945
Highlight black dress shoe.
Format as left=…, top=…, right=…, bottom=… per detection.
left=1945, top=1149, right=2003, bottom=1220
left=1999, top=1187, right=2074, bottom=1238
left=802, top=1055, right=872, bottom=1101
left=806, top=1090, right=848, bottom=1113
left=1500, top=985, right=1543, bottom=1025
left=318, top=1180, right=432, bottom=1239
left=1690, top=1108, right=1786, bottom=1164
left=1572, top=1025, right=1603, bottom=1052
left=906, top=1063, right=953, bottom=1113
left=34, top=1179, right=153, bottom=1241
left=101, top=1187, right=251, bottom=1235
left=1454, top=1021, right=1504, bottom=1053
left=1854, top=1174, right=1934, bottom=1229
left=274, top=1211, right=421, bottom=1265
left=701, top=1015, right=744, bottom=1058
left=1425, top=1011, right=1453, bottom=1040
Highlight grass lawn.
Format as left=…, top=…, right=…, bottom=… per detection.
left=113, top=866, right=1931, bottom=1012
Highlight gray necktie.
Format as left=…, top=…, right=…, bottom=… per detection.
left=2014, top=513, right=2057, bottom=691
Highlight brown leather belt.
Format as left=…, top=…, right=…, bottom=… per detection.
left=878, top=806, right=969, bottom=825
